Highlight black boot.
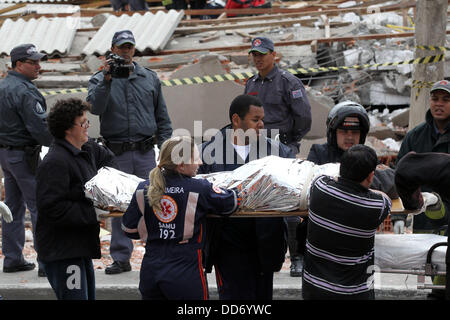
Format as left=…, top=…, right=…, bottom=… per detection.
left=287, top=219, right=303, bottom=277
left=290, top=255, right=304, bottom=277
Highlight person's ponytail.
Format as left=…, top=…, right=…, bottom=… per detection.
left=147, top=136, right=195, bottom=211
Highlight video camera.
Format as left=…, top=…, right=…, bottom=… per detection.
left=106, top=53, right=134, bottom=78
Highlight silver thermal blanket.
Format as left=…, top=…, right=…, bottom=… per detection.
left=84, top=156, right=339, bottom=213
left=84, top=166, right=144, bottom=211
left=197, top=156, right=340, bottom=211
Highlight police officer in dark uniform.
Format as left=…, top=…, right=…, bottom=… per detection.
left=244, top=37, right=312, bottom=155
left=122, top=136, right=238, bottom=300
left=244, top=37, right=312, bottom=278
left=87, top=30, right=173, bottom=275
left=0, top=44, right=53, bottom=277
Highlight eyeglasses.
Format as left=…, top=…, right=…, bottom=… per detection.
left=23, top=60, right=40, bottom=66
left=76, top=120, right=90, bottom=129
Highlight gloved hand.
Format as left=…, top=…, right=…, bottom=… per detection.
left=94, top=208, right=110, bottom=222
left=0, top=201, right=13, bottom=223
left=423, top=192, right=445, bottom=221
left=422, top=192, right=438, bottom=207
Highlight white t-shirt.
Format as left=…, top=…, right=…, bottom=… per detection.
left=233, top=143, right=250, bottom=161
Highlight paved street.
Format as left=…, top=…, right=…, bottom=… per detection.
left=0, top=257, right=430, bottom=300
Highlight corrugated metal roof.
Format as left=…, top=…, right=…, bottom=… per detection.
left=82, top=10, right=184, bottom=56
left=0, top=16, right=79, bottom=56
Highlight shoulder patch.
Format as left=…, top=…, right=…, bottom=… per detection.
left=34, top=101, right=45, bottom=114
left=292, top=89, right=303, bottom=99
left=212, top=185, right=225, bottom=194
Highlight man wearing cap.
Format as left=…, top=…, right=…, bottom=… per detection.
left=244, top=37, right=312, bottom=155
left=0, top=43, right=53, bottom=276
left=87, top=30, right=173, bottom=275
left=244, top=37, right=311, bottom=279
left=396, top=80, right=449, bottom=299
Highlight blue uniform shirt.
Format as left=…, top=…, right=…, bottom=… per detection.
left=87, top=63, right=173, bottom=148
left=122, top=171, right=238, bottom=245
left=244, top=64, right=312, bottom=145
left=0, top=71, right=53, bottom=146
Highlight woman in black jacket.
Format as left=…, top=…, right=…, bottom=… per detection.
left=35, top=98, right=116, bottom=300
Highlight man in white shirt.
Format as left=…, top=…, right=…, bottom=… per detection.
left=198, top=94, right=295, bottom=300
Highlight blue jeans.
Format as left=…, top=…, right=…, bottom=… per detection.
left=43, top=258, right=95, bottom=300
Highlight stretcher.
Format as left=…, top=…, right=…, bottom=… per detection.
left=375, top=233, right=448, bottom=291
left=98, top=198, right=416, bottom=218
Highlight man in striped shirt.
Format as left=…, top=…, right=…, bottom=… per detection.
left=302, top=144, right=391, bottom=300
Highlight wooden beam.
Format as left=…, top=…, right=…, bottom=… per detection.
left=199, top=32, right=220, bottom=43
left=72, top=0, right=418, bottom=17
left=180, top=0, right=419, bottom=17
left=79, top=1, right=110, bottom=8
left=158, top=30, right=450, bottom=55
left=174, top=18, right=350, bottom=35
left=0, top=3, right=26, bottom=15
left=0, top=0, right=424, bottom=22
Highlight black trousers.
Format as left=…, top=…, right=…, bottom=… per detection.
left=214, top=246, right=273, bottom=300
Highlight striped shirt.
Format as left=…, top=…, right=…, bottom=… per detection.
left=303, top=175, right=391, bottom=298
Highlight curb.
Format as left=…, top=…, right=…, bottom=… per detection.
left=0, top=270, right=430, bottom=300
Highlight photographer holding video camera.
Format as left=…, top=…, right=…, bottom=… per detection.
left=87, top=30, right=173, bottom=275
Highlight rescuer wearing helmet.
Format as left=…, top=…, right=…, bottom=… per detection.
left=307, top=100, right=370, bottom=164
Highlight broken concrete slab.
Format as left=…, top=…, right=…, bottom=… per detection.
left=304, top=88, right=334, bottom=139
left=167, top=54, right=226, bottom=79
left=162, top=54, right=243, bottom=140
left=35, top=75, right=91, bottom=88
left=343, top=47, right=373, bottom=66
left=365, top=136, right=399, bottom=157
left=70, top=31, right=97, bottom=57
left=383, top=72, right=409, bottom=94
left=391, top=108, right=409, bottom=128
left=83, top=55, right=103, bottom=73
left=40, top=62, right=82, bottom=73
left=277, top=44, right=315, bottom=68
left=91, top=13, right=110, bottom=28
left=374, top=49, right=414, bottom=75
left=369, top=82, right=410, bottom=105
left=134, top=51, right=211, bottom=69
left=368, top=125, right=400, bottom=140
left=225, top=51, right=251, bottom=66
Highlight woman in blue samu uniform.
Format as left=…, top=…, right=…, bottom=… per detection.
left=122, top=136, right=239, bottom=300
